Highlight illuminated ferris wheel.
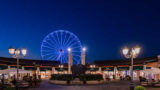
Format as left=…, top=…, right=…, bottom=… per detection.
left=41, top=30, right=82, bottom=64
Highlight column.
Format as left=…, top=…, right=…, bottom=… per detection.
left=114, top=66, right=117, bottom=79
left=21, top=66, right=25, bottom=80
left=99, top=67, right=102, bottom=74
left=143, top=65, right=146, bottom=78
left=81, top=48, right=86, bottom=65
left=156, top=55, right=160, bottom=79
left=158, top=55, right=160, bottom=64
left=51, top=67, right=55, bottom=74
left=129, top=66, right=134, bottom=80
left=129, top=66, right=132, bottom=76
left=137, top=71, right=140, bottom=80
left=68, top=49, right=72, bottom=74
left=8, top=66, right=11, bottom=79
left=22, top=66, right=24, bottom=70
left=37, top=67, right=40, bottom=79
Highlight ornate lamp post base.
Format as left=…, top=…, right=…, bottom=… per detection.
left=130, top=81, right=134, bottom=90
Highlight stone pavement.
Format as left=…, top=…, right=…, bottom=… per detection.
left=25, top=80, right=160, bottom=90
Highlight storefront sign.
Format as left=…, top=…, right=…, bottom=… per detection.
left=102, top=67, right=114, bottom=71
left=10, top=66, right=22, bottom=69
left=24, top=67, right=36, bottom=70
left=40, top=67, right=52, bottom=71
left=117, top=67, right=129, bottom=71
left=0, top=65, right=8, bottom=70
left=133, top=66, right=143, bottom=70
left=55, top=68, right=68, bottom=71
left=87, top=68, right=99, bottom=71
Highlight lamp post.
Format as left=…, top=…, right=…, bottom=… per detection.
left=122, top=45, right=140, bottom=90
left=81, top=47, right=86, bottom=65
left=68, top=48, right=72, bottom=74
left=9, top=46, right=27, bottom=90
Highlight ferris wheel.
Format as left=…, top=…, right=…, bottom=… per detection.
left=41, top=30, right=82, bottom=64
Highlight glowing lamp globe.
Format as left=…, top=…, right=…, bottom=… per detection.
left=21, top=48, right=27, bottom=56
left=122, top=47, right=129, bottom=55
left=9, top=46, right=15, bottom=55
left=67, top=48, right=71, bottom=52
left=82, top=47, right=86, bottom=52
left=134, top=46, right=140, bottom=55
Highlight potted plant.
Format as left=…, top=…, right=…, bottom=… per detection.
left=120, top=76, right=123, bottom=80
left=135, top=86, right=146, bottom=90
left=66, top=78, right=70, bottom=84
left=4, top=86, right=15, bottom=90
left=83, top=78, right=86, bottom=84
left=31, top=80, right=35, bottom=87
left=36, top=79, right=41, bottom=86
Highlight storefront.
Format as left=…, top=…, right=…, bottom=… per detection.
left=102, top=67, right=114, bottom=79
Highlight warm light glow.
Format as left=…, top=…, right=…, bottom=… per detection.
left=59, top=65, right=64, bottom=68
left=134, top=46, right=140, bottom=55
left=67, top=48, right=71, bottom=52
left=122, top=47, right=129, bottom=55
left=82, top=47, right=86, bottom=51
left=9, top=46, right=15, bottom=55
left=21, top=48, right=27, bottom=56
left=15, top=48, right=20, bottom=56
left=90, top=65, right=95, bottom=68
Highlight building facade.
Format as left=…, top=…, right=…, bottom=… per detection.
left=0, top=56, right=160, bottom=80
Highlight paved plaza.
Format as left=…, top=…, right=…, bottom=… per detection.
left=25, top=80, right=160, bottom=90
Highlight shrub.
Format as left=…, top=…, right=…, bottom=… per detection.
left=79, top=74, right=103, bottom=81
left=4, top=86, right=15, bottom=90
left=135, top=86, right=146, bottom=90
left=50, top=74, right=72, bottom=81
left=50, top=74, right=103, bottom=81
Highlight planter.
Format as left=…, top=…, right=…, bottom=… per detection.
left=86, top=80, right=104, bottom=85
left=31, top=82, right=35, bottom=86
left=37, top=82, right=41, bottom=86
left=50, top=80, right=104, bottom=85
left=50, top=80, right=67, bottom=85
left=66, top=80, right=70, bottom=84
left=83, top=81, right=86, bottom=84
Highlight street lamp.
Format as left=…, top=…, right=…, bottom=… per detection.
left=9, top=46, right=27, bottom=89
left=67, top=48, right=72, bottom=74
left=67, top=48, right=71, bottom=52
left=122, top=45, right=141, bottom=90
left=81, top=47, right=86, bottom=65
left=82, top=47, right=86, bottom=52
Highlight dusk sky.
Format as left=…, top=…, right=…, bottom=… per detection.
left=0, top=0, right=160, bottom=62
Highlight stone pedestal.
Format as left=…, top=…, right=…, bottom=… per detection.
left=70, top=78, right=83, bottom=84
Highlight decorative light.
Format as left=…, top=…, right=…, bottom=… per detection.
left=15, top=48, right=20, bottom=56
left=59, top=65, right=64, bottom=68
left=21, top=48, right=27, bottom=56
left=82, top=47, right=86, bottom=52
left=67, top=48, right=71, bottom=52
left=122, top=47, right=129, bottom=55
left=134, top=46, right=140, bottom=55
left=9, top=46, right=15, bottom=55
left=90, top=65, right=95, bottom=68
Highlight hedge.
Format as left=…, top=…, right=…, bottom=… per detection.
left=50, top=74, right=103, bottom=81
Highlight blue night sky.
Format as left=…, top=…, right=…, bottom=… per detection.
left=0, top=0, right=160, bottom=62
